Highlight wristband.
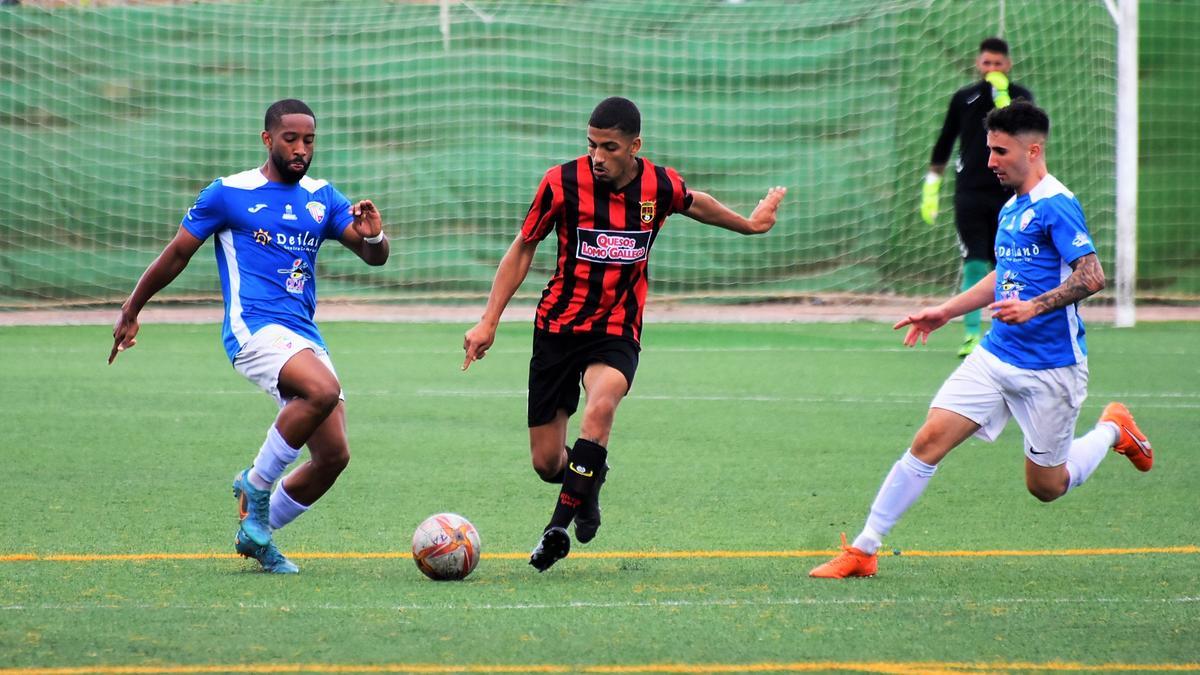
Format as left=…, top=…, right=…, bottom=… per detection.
left=364, top=232, right=385, bottom=244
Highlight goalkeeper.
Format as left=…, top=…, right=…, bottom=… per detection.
left=921, top=37, right=1033, bottom=357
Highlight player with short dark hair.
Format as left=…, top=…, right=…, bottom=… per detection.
left=922, top=37, right=1035, bottom=357
left=810, top=101, right=1153, bottom=578
left=110, top=99, right=390, bottom=573
left=462, top=96, right=787, bottom=572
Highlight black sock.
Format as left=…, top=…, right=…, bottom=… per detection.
left=546, top=438, right=607, bottom=530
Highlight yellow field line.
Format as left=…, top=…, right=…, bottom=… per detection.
left=0, top=546, right=1196, bottom=563
left=2, top=661, right=1199, bottom=674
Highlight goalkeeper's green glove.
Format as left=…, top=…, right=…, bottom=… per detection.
left=920, top=172, right=942, bottom=225
left=985, top=71, right=1011, bottom=108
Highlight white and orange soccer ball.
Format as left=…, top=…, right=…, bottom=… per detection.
left=411, top=513, right=481, bottom=581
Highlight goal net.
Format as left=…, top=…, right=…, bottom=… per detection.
left=0, top=0, right=1140, bottom=309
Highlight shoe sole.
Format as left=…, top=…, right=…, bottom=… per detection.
left=529, top=527, right=571, bottom=572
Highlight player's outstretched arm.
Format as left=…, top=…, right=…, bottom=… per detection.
left=109, top=227, right=205, bottom=364
left=462, top=234, right=539, bottom=371
left=340, top=199, right=389, bottom=266
left=894, top=270, right=996, bottom=347
left=682, top=186, right=787, bottom=235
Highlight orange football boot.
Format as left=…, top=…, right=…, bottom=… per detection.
left=1100, top=402, right=1153, bottom=472
left=809, top=533, right=878, bottom=579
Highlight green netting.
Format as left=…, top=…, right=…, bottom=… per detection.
left=0, top=0, right=1178, bottom=309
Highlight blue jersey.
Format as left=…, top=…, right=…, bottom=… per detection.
left=181, top=168, right=355, bottom=362
left=981, top=174, right=1097, bottom=370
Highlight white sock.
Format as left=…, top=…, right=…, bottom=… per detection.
left=1065, top=423, right=1119, bottom=492
left=853, top=449, right=937, bottom=554
left=249, top=425, right=302, bottom=490
left=269, top=481, right=309, bottom=530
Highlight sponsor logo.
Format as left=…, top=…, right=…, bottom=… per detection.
left=1072, top=232, right=1092, bottom=248
left=277, top=258, right=313, bottom=294
left=999, top=270, right=1025, bottom=301
left=186, top=207, right=195, bottom=221
left=966, top=93, right=981, bottom=105
left=248, top=203, right=268, bottom=214
left=1001, top=214, right=1016, bottom=231
left=276, top=231, right=320, bottom=253
left=282, top=204, right=298, bottom=221
left=995, top=243, right=1041, bottom=260
left=639, top=200, right=656, bottom=224
left=1019, top=209, right=1035, bottom=231
left=306, top=200, right=326, bottom=224
left=577, top=228, right=652, bottom=265
left=1028, top=446, right=1049, bottom=455
left=568, top=462, right=594, bottom=478
left=559, top=493, right=582, bottom=508
left=271, top=336, right=295, bottom=351
left=252, top=228, right=270, bottom=245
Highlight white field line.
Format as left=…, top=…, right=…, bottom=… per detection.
left=170, top=388, right=1200, bottom=409
left=2, top=596, right=1197, bottom=613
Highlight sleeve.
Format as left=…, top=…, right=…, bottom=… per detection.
left=1046, top=197, right=1096, bottom=265
left=180, top=179, right=226, bottom=240
left=929, top=92, right=962, bottom=166
left=324, top=186, right=355, bottom=240
left=519, top=169, right=561, bottom=243
left=665, top=167, right=693, bottom=214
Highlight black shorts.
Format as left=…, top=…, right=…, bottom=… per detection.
left=953, top=189, right=1011, bottom=263
left=527, top=329, right=640, bottom=428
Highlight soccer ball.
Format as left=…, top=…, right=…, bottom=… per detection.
left=411, top=512, right=481, bottom=581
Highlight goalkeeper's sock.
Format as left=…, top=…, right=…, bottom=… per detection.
left=546, top=439, right=606, bottom=530
left=961, top=259, right=991, bottom=336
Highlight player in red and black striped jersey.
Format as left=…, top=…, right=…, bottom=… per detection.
left=462, top=97, right=787, bottom=572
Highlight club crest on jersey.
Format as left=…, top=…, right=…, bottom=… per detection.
left=277, top=258, right=313, bottom=294
left=253, top=228, right=270, bottom=245
left=1019, top=209, right=1036, bottom=231
left=639, top=200, right=656, bottom=224
left=306, top=201, right=326, bottom=224
left=577, top=229, right=652, bottom=265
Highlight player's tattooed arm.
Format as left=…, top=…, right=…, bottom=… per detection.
left=1032, top=253, right=1106, bottom=314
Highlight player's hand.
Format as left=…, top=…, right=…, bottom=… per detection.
left=985, top=71, right=1011, bottom=108
left=894, top=306, right=950, bottom=347
left=920, top=173, right=942, bottom=225
left=350, top=200, right=383, bottom=240
left=109, top=311, right=140, bottom=364
left=462, top=321, right=496, bottom=371
left=748, top=186, right=787, bottom=233
left=988, top=298, right=1038, bottom=325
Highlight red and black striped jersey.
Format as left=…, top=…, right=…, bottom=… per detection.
left=521, top=156, right=692, bottom=343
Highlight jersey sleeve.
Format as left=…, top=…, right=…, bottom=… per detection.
left=665, top=166, right=694, bottom=214
left=1046, top=197, right=1096, bottom=265
left=929, top=92, right=963, bottom=166
left=325, top=185, right=356, bottom=240
left=519, top=169, right=562, bottom=243
left=180, top=179, right=226, bottom=240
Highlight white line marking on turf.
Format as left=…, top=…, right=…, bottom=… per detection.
left=2, top=596, right=1197, bottom=612
left=176, top=389, right=1200, bottom=408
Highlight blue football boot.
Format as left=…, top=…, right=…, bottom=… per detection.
left=232, top=468, right=273, bottom=546
left=235, top=527, right=299, bottom=574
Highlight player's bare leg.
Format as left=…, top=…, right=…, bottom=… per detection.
left=572, top=364, right=627, bottom=543
left=234, top=350, right=340, bottom=572
left=280, top=404, right=350, bottom=507
left=529, top=410, right=569, bottom=482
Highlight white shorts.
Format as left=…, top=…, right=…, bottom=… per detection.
left=233, top=325, right=343, bottom=408
left=930, top=346, right=1088, bottom=467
